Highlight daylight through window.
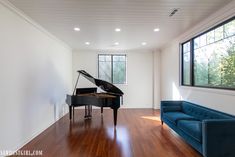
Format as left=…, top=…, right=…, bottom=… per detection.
left=98, top=54, right=127, bottom=84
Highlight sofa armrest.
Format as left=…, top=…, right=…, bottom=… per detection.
left=161, top=106, right=182, bottom=113
left=161, top=101, right=182, bottom=112
left=161, top=101, right=183, bottom=107
left=202, top=119, right=235, bottom=157
left=160, top=101, right=182, bottom=122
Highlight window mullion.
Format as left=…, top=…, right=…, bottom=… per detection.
left=111, top=55, right=113, bottom=83
left=191, top=39, right=194, bottom=86
left=181, top=45, right=185, bottom=85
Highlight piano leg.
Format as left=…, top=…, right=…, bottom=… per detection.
left=89, top=105, right=92, bottom=115
left=69, top=106, right=72, bottom=120
left=73, top=106, right=75, bottom=118
left=88, top=105, right=92, bottom=118
left=88, top=105, right=90, bottom=117
left=85, top=105, right=87, bottom=118
left=113, top=109, right=118, bottom=126
left=101, top=107, right=103, bottom=114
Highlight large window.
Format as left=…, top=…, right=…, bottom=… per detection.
left=98, top=54, right=127, bottom=84
left=181, top=17, right=235, bottom=90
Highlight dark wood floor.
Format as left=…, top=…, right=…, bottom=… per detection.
left=19, top=109, right=202, bottom=157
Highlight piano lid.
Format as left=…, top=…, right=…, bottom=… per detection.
left=78, top=70, right=124, bottom=96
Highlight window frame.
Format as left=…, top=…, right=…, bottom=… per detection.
left=181, top=39, right=193, bottom=86
left=181, top=16, right=235, bottom=90
left=98, top=54, right=127, bottom=84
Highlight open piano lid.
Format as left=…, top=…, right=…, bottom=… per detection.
left=78, top=70, right=124, bottom=96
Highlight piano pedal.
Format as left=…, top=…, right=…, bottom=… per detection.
left=84, top=115, right=92, bottom=119
left=84, top=104, right=92, bottom=119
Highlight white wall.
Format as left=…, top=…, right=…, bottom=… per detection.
left=73, top=49, right=159, bottom=108
left=160, top=1, right=235, bottom=115
left=153, top=50, right=161, bottom=109
left=0, top=1, right=72, bottom=152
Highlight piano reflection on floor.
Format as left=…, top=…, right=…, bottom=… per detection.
left=68, top=110, right=132, bottom=157
left=66, top=70, right=124, bottom=126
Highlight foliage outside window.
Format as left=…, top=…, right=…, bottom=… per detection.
left=98, top=54, right=127, bottom=84
left=181, top=17, right=235, bottom=89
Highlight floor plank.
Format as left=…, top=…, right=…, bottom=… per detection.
left=18, top=109, right=202, bottom=157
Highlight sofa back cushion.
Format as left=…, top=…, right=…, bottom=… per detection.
left=181, top=102, right=232, bottom=120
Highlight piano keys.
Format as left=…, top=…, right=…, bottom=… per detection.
left=66, top=70, right=124, bottom=126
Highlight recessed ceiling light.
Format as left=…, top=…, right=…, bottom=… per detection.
left=85, top=42, right=90, bottom=45
left=74, top=27, right=80, bottom=31
left=154, top=28, right=160, bottom=32
left=142, top=42, right=147, bottom=46
left=115, top=28, right=121, bottom=32
left=114, top=42, right=119, bottom=45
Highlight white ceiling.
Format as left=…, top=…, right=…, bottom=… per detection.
left=8, top=0, right=232, bottom=51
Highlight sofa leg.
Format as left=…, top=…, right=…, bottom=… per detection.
left=161, top=121, right=163, bottom=125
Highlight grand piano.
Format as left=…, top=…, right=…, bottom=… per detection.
left=66, top=70, right=124, bottom=126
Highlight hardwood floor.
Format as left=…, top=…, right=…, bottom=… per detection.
left=18, top=109, right=202, bottom=157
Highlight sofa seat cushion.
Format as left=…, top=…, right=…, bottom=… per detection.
left=177, top=120, right=202, bottom=143
left=164, top=112, right=197, bottom=125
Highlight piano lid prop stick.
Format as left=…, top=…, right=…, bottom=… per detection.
left=73, top=73, right=80, bottom=95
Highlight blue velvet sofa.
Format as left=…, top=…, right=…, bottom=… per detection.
left=161, top=100, right=235, bottom=157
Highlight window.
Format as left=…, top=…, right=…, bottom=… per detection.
left=182, top=41, right=191, bottom=85
left=181, top=17, right=235, bottom=90
left=98, top=54, right=127, bottom=84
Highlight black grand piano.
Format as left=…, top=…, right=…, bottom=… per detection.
left=66, top=70, right=124, bottom=126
